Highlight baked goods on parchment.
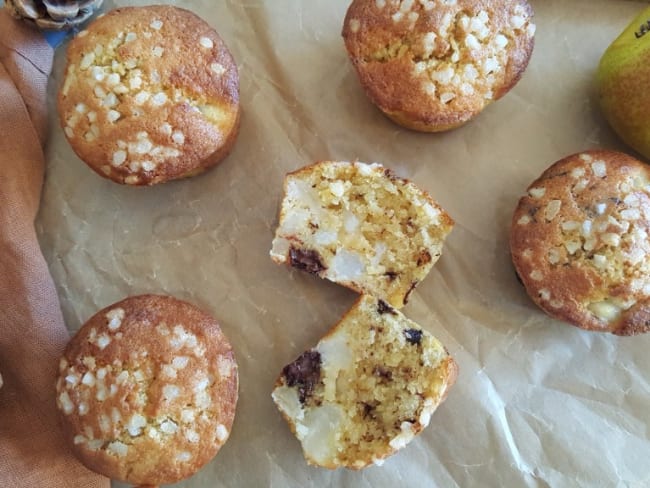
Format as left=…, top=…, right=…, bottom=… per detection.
left=270, top=161, right=454, bottom=309
left=511, top=150, right=650, bottom=335
left=55, top=295, right=238, bottom=485
left=272, top=294, right=457, bottom=469
left=58, top=5, right=240, bottom=185
left=342, top=0, right=535, bottom=132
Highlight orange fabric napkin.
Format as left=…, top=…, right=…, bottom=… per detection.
left=0, top=9, right=109, bottom=488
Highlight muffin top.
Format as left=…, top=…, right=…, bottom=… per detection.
left=55, top=295, right=238, bottom=485
left=511, top=150, right=650, bottom=335
left=342, top=0, right=535, bottom=131
left=58, top=5, right=240, bottom=185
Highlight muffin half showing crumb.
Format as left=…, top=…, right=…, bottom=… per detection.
left=270, top=161, right=454, bottom=309
left=511, top=150, right=650, bottom=335
left=58, top=5, right=240, bottom=185
left=342, top=0, right=535, bottom=132
left=272, top=294, right=457, bottom=469
left=55, top=295, right=238, bottom=485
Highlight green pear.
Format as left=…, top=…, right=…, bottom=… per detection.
left=598, top=7, right=650, bottom=159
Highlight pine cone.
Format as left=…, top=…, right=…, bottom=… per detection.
left=5, top=0, right=103, bottom=30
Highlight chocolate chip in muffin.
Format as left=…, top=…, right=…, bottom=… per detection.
left=377, top=299, right=397, bottom=315
left=403, top=328, right=423, bottom=345
left=289, top=248, right=326, bottom=275
left=282, top=350, right=322, bottom=403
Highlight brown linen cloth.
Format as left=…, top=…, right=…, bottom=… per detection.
left=0, top=9, right=109, bottom=488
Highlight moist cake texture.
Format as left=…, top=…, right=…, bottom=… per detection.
left=342, top=0, right=535, bottom=131
left=272, top=295, right=457, bottom=469
left=270, top=161, right=454, bottom=308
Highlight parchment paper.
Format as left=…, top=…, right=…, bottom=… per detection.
left=33, top=0, right=650, bottom=486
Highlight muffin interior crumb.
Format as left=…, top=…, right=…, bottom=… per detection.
left=271, top=161, right=453, bottom=308
left=272, top=295, right=453, bottom=468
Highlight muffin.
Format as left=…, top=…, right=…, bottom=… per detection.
left=58, top=6, right=240, bottom=185
left=342, top=0, right=535, bottom=132
left=272, top=294, right=457, bottom=469
left=510, top=150, right=650, bottom=335
left=55, top=295, right=238, bottom=485
left=270, top=161, right=454, bottom=309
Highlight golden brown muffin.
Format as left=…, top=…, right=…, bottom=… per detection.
left=272, top=294, right=457, bottom=469
left=511, top=150, right=650, bottom=336
left=270, top=161, right=454, bottom=309
left=55, top=295, right=238, bottom=485
left=58, top=6, right=240, bottom=185
left=342, top=0, right=535, bottom=132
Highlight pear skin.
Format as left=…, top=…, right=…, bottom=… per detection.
left=598, top=7, right=650, bottom=160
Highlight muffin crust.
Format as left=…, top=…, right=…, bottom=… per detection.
left=343, top=0, right=535, bottom=131
left=55, top=295, right=238, bottom=485
left=58, top=6, right=240, bottom=185
left=511, top=150, right=650, bottom=335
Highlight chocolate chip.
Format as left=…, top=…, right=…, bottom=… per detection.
left=289, top=247, right=326, bottom=275
left=384, top=271, right=399, bottom=281
left=609, top=197, right=622, bottom=206
left=416, top=250, right=432, bottom=267
left=383, top=168, right=398, bottom=181
left=282, top=350, right=322, bottom=403
left=405, top=217, right=415, bottom=231
left=404, top=329, right=422, bottom=345
left=372, top=365, right=392, bottom=381
left=361, top=401, right=377, bottom=419
left=377, top=300, right=397, bottom=315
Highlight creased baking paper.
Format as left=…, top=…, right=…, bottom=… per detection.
left=35, top=0, right=650, bottom=486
